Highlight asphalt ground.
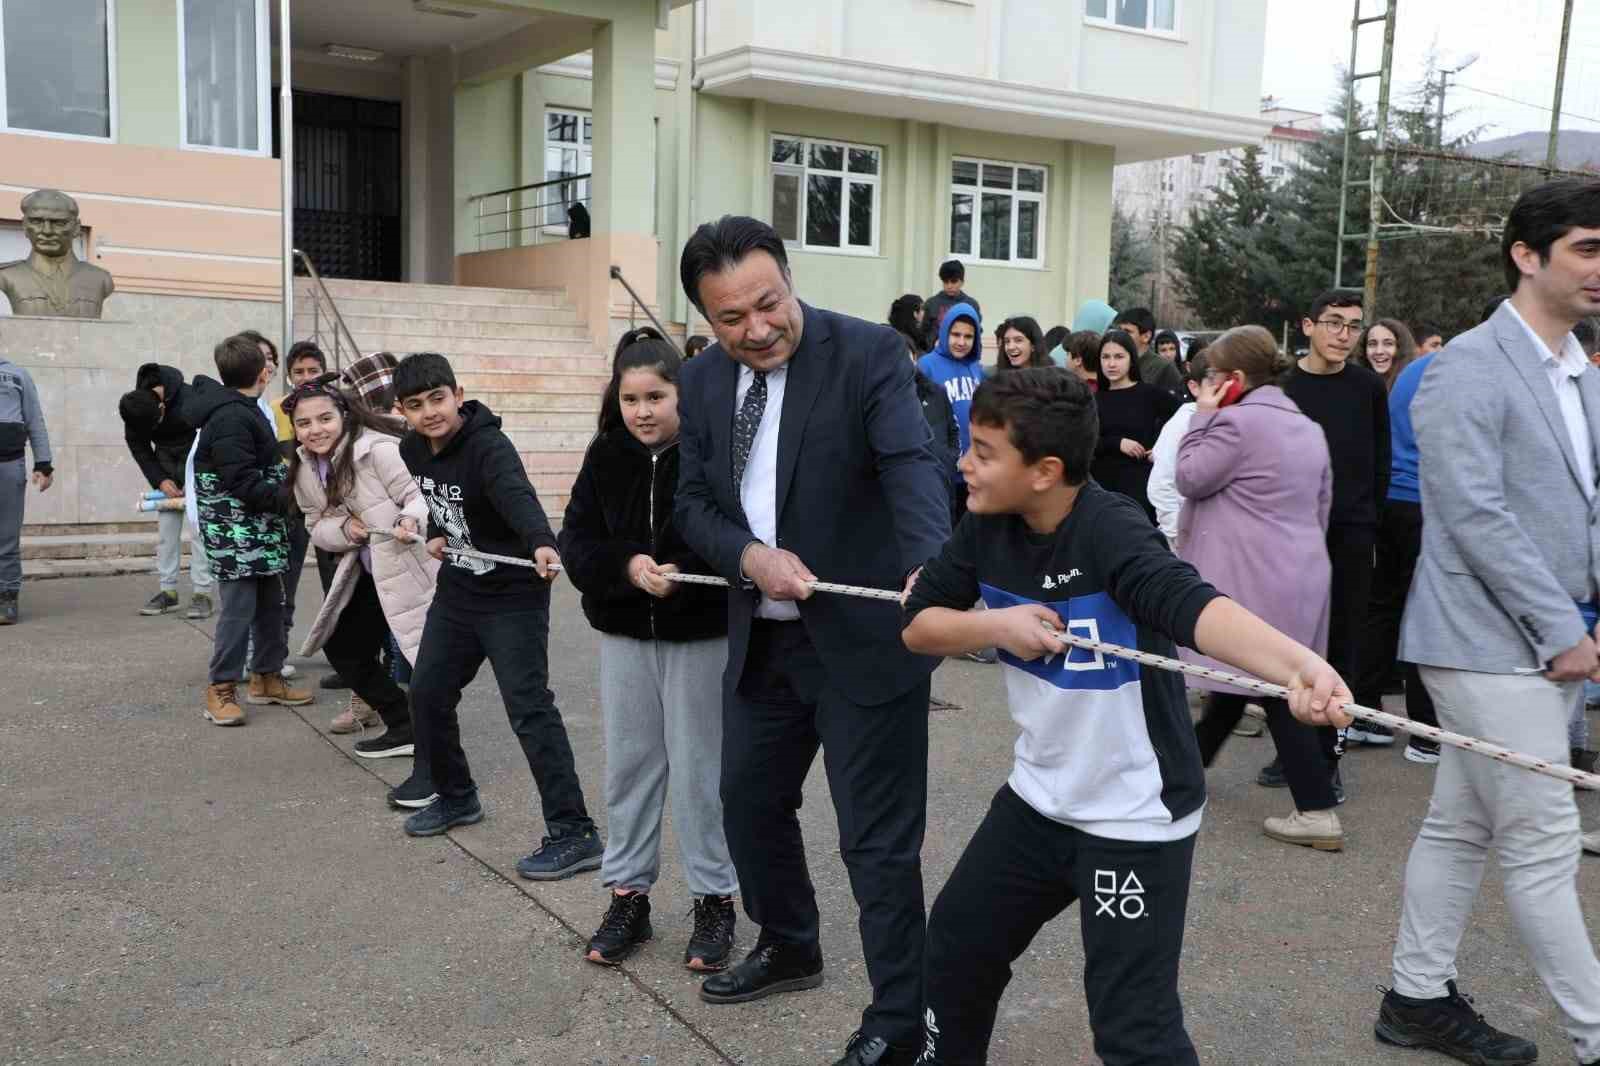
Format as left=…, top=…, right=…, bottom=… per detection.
left=3, top=571, right=1598, bottom=1065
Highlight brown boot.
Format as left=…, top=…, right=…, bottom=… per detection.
left=247, top=671, right=314, bottom=706
left=204, top=682, right=246, bottom=726
left=329, top=693, right=380, bottom=733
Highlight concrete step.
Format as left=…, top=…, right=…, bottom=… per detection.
left=474, top=392, right=602, bottom=414
left=456, top=370, right=611, bottom=395
left=20, top=531, right=186, bottom=561
left=297, top=314, right=591, bottom=343
left=499, top=409, right=599, bottom=430
left=297, top=300, right=585, bottom=325
left=334, top=334, right=599, bottom=359
left=23, top=555, right=194, bottom=581
left=300, top=279, right=568, bottom=306
left=503, top=427, right=598, bottom=452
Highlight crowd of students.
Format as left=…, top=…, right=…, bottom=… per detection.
left=1, top=181, right=1598, bottom=1066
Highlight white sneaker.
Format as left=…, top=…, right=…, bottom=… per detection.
left=1346, top=724, right=1396, bottom=747
left=1263, top=808, right=1344, bottom=851
left=1583, top=830, right=1600, bottom=856
left=280, top=664, right=297, bottom=678
left=1404, top=742, right=1442, bottom=765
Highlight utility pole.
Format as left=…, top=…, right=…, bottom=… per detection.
left=1547, top=0, right=1575, bottom=175
left=1361, top=3, right=1397, bottom=315
left=1434, top=55, right=1477, bottom=149
left=1334, top=0, right=1398, bottom=303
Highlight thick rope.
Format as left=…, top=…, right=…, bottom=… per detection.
left=370, top=533, right=1600, bottom=791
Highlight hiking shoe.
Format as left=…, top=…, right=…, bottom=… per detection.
left=203, top=682, right=246, bottom=727
left=403, top=794, right=483, bottom=837
left=329, top=694, right=380, bottom=734
left=1375, top=981, right=1538, bottom=1065
left=1263, top=808, right=1344, bottom=851
left=516, top=828, right=604, bottom=881
left=185, top=593, right=214, bottom=620
left=1347, top=723, right=1397, bottom=746
left=320, top=671, right=351, bottom=691
left=139, top=590, right=179, bottom=616
left=247, top=672, right=313, bottom=706
left=585, top=892, right=652, bottom=965
left=352, top=730, right=414, bottom=759
left=387, top=770, right=438, bottom=810
left=1406, top=740, right=1442, bottom=765
left=0, top=590, right=16, bottom=625
left=685, top=894, right=738, bottom=972
left=1257, top=757, right=1288, bottom=788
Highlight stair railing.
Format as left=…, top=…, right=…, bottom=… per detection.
left=293, top=249, right=362, bottom=375
left=609, top=265, right=682, bottom=357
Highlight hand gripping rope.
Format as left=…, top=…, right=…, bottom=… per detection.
left=370, top=532, right=1600, bottom=792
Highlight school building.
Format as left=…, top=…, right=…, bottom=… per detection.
left=1, top=0, right=1270, bottom=543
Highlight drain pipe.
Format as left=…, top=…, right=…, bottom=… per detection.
left=278, top=0, right=294, bottom=360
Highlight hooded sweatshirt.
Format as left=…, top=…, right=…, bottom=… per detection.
left=398, top=399, right=557, bottom=607
left=918, top=302, right=985, bottom=483
left=124, top=363, right=197, bottom=489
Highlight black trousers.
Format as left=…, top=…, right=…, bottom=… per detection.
left=1352, top=501, right=1439, bottom=730
left=723, top=619, right=929, bottom=1047
left=1325, top=524, right=1375, bottom=683
left=283, top=520, right=310, bottom=637
left=1194, top=694, right=1338, bottom=811
left=921, top=785, right=1198, bottom=1066
left=408, top=594, right=594, bottom=836
left=323, top=572, right=411, bottom=734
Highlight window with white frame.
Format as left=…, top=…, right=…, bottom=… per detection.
left=0, top=0, right=114, bottom=139
left=1084, top=0, right=1177, bottom=34
left=181, top=0, right=268, bottom=152
left=769, top=135, right=881, bottom=254
left=949, top=158, right=1045, bottom=266
left=544, top=107, right=592, bottom=230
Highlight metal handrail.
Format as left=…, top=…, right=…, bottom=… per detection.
left=610, top=265, right=682, bottom=357
left=469, top=173, right=592, bottom=251
left=293, top=248, right=362, bottom=374
left=467, top=173, right=593, bottom=202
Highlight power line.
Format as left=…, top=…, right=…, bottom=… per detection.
left=1452, top=82, right=1600, bottom=127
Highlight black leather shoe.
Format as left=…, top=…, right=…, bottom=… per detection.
left=1257, top=757, right=1287, bottom=788
left=699, top=940, right=823, bottom=1004
left=832, top=1030, right=916, bottom=1065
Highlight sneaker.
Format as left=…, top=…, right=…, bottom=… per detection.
left=1262, top=808, right=1344, bottom=851
left=584, top=892, right=653, bottom=965
left=329, top=694, right=380, bottom=734
left=184, top=593, right=214, bottom=620
left=246, top=671, right=314, bottom=706
left=0, top=590, right=16, bottom=626
left=685, top=894, right=738, bottom=972
left=403, top=794, right=483, bottom=837
left=1573, top=747, right=1599, bottom=774
left=1583, top=831, right=1600, bottom=856
left=387, top=770, right=438, bottom=810
left=1374, top=981, right=1538, bottom=1065
left=139, top=590, right=179, bottom=616
left=516, top=828, right=604, bottom=881
left=1332, top=766, right=1346, bottom=807
left=203, top=682, right=246, bottom=727
left=320, top=671, right=351, bottom=691
left=833, top=1031, right=915, bottom=1066
left=1405, top=740, right=1442, bottom=765
left=280, top=664, right=298, bottom=679
left=352, top=730, right=414, bottom=759
left=1346, top=722, right=1397, bottom=746
left=1232, top=717, right=1265, bottom=737
left=1257, top=758, right=1288, bottom=788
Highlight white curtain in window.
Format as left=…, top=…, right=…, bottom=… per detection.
left=185, top=0, right=259, bottom=150
left=1152, top=0, right=1176, bottom=31
left=1, top=0, right=110, bottom=137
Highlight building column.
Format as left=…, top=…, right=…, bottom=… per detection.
left=589, top=2, right=660, bottom=342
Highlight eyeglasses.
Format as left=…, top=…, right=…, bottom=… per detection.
left=1315, top=319, right=1366, bottom=336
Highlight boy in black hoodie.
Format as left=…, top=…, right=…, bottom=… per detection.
left=392, top=353, right=602, bottom=876
left=119, top=363, right=215, bottom=619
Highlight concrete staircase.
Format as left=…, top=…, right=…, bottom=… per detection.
left=296, top=278, right=610, bottom=515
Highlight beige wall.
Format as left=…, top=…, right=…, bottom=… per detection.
left=4, top=294, right=282, bottom=529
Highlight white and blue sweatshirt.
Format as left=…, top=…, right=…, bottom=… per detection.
left=905, top=483, right=1219, bottom=841
left=917, top=302, right=985, bottom=484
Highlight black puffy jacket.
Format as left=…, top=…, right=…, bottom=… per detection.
left=189, top=376, right=289, bottom=580
left=558, top=429, right=728, bottom=642
left=124, top=363, right=197, bottom=489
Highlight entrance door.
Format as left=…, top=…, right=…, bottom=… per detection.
left=274, top=91, right=401, bottom=282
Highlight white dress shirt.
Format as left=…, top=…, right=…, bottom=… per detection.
left=736, top=363, right=800, bottom=620
left=1506, top=302, right=1596, bottom=499
left=1147, top=401, right=1198, bottom=544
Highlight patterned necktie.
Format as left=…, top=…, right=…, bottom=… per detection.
left=731, top=369, right=768, bottom=492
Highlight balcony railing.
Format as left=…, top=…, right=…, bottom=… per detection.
left=468, top=173, right=592, bottom=251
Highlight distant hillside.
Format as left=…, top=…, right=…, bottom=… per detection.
left=1464, top=130, right=1600, bottom=172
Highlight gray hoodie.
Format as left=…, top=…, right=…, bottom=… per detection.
left=0, top=357, right=53, bottom=473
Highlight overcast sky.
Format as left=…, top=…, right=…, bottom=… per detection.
left=1261, top=0, right=1600, bottom=141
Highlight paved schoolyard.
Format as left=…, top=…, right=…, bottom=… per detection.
left=3, top=572, right=1597, bottom=1065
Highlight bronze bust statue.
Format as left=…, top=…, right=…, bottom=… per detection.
left=0, top=189, right=114, bottom=318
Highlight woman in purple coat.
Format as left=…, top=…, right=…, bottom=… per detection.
left=1176, top=325, right=1346, bottom=852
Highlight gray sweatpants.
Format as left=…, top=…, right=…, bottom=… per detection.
left=158, top=507, right=214, bottom=593
left=1393, top=667, right=1600, bottom=1061
left=599, top=632, right=738, bottom=897
left=0, top=458, right=22, bottom=592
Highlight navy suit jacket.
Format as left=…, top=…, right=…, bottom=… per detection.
left=675, top=301, right=952, bottom=706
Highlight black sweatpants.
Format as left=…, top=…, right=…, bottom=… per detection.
left=920, top=785, right=1198, bottom=1065
left=723, top=619, right=930, bottom=1048
left=408, top=593, right=594, bottom=837
left=1195, top=694, right=1338, bottom=811
left=1325, top=524, right=1375, bottom=683
left=323, top=571, right=411, bottom=735
left=1352, top=501, right=1438, bottom=730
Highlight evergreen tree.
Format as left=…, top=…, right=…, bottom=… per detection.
left=1108, top=203, right=1156, bottom=311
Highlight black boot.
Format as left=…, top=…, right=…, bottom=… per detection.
left=699, top=940, right=823, bottom=1004
left=585, top=892, right=652, bottom=965
left=685, top=894, right=737, bottom=972
left=0, top=589, right=17, bottom=625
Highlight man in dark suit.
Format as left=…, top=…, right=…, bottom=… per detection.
left=674, top=216, right=951, bottom=1066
